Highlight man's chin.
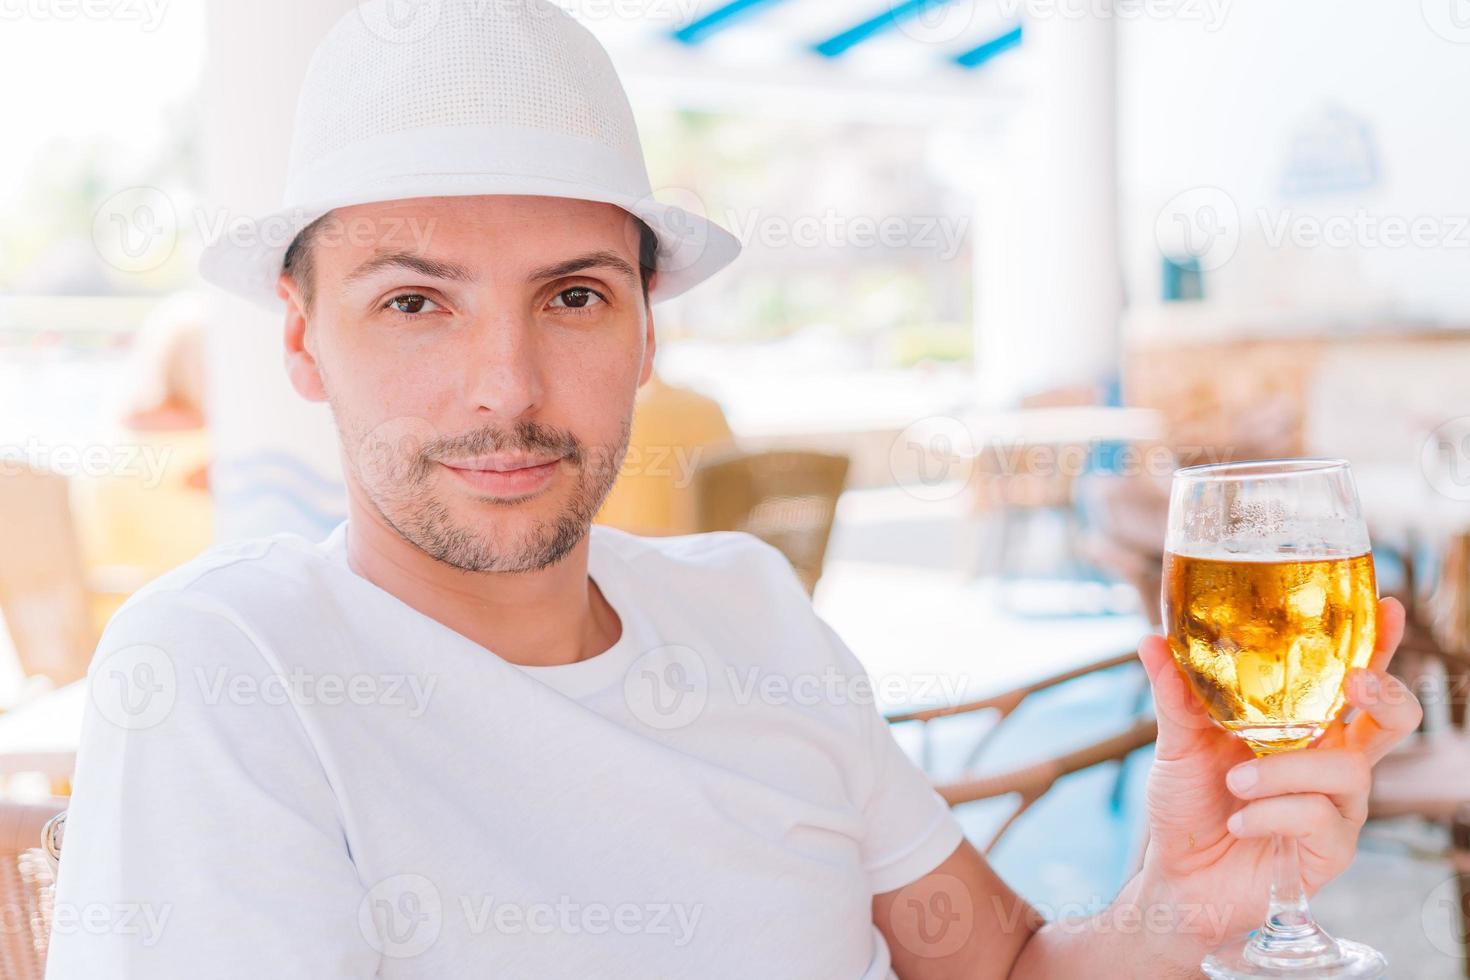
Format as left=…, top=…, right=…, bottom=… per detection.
left=420, top=495, right=594, bottom=573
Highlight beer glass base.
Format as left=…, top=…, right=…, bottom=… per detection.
left=1202, top=937, right=1387, bottom=978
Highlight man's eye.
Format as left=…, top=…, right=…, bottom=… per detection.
left=384, top=294, right=439, bottom=315
left=549, top=287, right=604, bottom=311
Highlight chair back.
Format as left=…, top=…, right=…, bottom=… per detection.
left=689, top=450, right=849, bottom=595
left=888, top=652, right=1157, bottom=856
left=0, top=464, right=97, bottom=686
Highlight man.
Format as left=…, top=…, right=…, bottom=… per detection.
left=48, top=2, right=1421, bottom=978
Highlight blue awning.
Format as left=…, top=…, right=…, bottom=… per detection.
left=670, top=0, right=1023, bottom=73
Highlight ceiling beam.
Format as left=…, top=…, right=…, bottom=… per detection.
left=672, top=0, right=793, bottom=45
left=812, top=0, right=961, bottom=58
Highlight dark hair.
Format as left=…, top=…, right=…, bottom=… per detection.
left=282, top=209, right=660, bottom=313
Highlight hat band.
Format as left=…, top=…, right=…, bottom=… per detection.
left=283, top=124, right=654, bottom=209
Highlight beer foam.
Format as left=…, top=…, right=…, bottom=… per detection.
left=1166, top=545, right=1371, bottom=562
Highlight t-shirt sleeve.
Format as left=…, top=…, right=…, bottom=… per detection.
left=45, top=590, right=378, bottom=979
left=814, top=618, right=966, bottom=896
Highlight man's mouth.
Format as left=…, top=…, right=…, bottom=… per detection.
left=439, top=453, right=564, bottom=498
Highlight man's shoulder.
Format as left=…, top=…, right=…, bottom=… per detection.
left=106, top=528, right=334, bottom=640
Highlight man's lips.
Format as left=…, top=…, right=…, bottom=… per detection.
left=439, top=454, right=564, bottom=497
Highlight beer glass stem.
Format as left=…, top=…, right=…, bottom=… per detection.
left=1266, top=833, right=1312, bottom=933
left=1242, top=832, right=1340, bottom=967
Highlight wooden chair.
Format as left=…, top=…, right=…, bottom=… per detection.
left=966, top=389, right=1104, bottom=582
left=887, top=651, right=1157, bottom=856
left=0, top=463, right=148, bottom=692
left=968, top=442, right=1086, bottom=582
left=1073, top=472, right=1170, bottom=629
left=1424, top=531, right=1470, bottom=730
left=688, top=450, right=850, bottom=595
left=0, top=464, right=98, bottom=689
left=0, top=801, right=65, bottom=979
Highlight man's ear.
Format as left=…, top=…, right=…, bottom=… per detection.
left=637, top=276, right=657, bottom=387
left=278, top=272, right=328, bottom=402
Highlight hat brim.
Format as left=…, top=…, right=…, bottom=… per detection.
left=198, top=179, right=741, bottom=311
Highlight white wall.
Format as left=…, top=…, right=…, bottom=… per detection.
left=1118, top=2, right=1470, bottom=323
left=975, top=8, right=1123, bottom=406
left=201, top=0, right=356, bottom=542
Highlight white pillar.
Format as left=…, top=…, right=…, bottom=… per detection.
left=975, top=6, right=1122, bottom=407
left=200, top=0, right=356, bottom=542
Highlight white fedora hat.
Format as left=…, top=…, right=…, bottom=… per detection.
left=199, top=0, right=741, bottom=310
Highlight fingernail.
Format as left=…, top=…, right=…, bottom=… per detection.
left=1227, top=763, right=1258, bottom=794
left=1227, top=811, right=1244, bottom=835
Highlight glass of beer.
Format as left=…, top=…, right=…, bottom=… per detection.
left=1163, top=458, right=1384, bottom=979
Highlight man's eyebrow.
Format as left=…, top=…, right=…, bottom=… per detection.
left=343, top=252, right=477, bottom=285
left=527, top=251, right=638, bottom=287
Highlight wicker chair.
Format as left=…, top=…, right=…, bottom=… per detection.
left=688, top=450, right=850, bottom=595
left=887, top=651, right=1157, bottom=856
left=0, top=801, right=65, bottom=979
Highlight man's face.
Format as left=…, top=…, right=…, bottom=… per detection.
left=278, top=195, right=655, bottom=573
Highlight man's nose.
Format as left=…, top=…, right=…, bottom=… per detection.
left=463, top=312, right=546, bottom=421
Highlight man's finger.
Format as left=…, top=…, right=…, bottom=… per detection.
left=1321, top=596, right=1406, bottom=746
left=1366, top=596, right=1406, bottom=674
left=1226, top=793, right=1355, bottom=853
left=1342, top=667, right=1423, bottom=765
left=1224, top=748, right=1371, bottom=825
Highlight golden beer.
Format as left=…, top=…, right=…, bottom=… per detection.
left=1162, top=552, right=1377, bottom=755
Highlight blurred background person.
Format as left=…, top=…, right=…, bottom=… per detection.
left=69, top=293, right=214, bottom=627
left=594, top=367, right=736, bottom=536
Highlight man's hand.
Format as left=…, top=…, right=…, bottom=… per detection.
left=1130, top=596, right=1422, bottom=960
left=875, top=597, right=1422, bottom=980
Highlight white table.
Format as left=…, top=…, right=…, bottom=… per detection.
left=0, top=681, right=84, bottom=782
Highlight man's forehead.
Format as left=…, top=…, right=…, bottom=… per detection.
left=340, top=248, right=641, bottom=291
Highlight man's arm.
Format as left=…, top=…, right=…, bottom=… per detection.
left=875, top=840, right=1212, bottom=980
left=873, top=598, right=1420, bottom=979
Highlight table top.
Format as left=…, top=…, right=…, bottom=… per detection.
left=904, top=407, right=1167, bottom=457
left=813, top=562, right=1149, bottom=719
left=0, top=681, right=85, bottom=771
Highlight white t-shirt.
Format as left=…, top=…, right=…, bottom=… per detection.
left=46, top=523, right=964, bottom=979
